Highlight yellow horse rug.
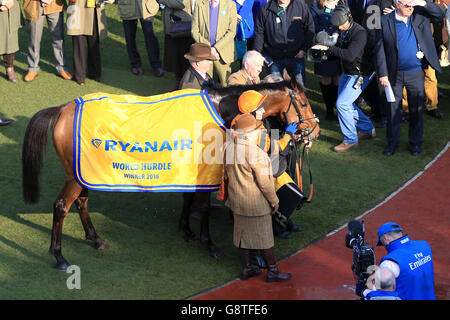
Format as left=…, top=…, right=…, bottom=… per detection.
left=73, top=89, right=226, bottom=192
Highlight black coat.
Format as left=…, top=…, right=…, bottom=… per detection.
left=329, top=22, right=371, bottom=75
left=375, top=2, right=444, bottom=84
left=253, top=0, right=315, bottom=60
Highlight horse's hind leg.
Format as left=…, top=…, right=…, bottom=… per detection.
left=49, top=180, right=82, bottom=270
left=198, top=193, right=224, bottom=259
left=179, top=192, right=197, bottom=241
left=75, top=188, right=109, bottom=250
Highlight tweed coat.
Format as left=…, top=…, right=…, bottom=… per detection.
left=117, top=0, right=159, bottom=20
left=66, top=0, right=107, bottom=40
left=0, top=0, right=21, bottom=54
left=224, top=133, right=278, bottom=215
left=224, top=133, right=278, bottom=249
left=191, top=0, right=237, bottom=64
left=227, top=68, right=260, bottom=86
left=23, top=0, right=66, bottom=21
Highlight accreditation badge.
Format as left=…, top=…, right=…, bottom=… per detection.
left=416, top=51, right=424, bottom=59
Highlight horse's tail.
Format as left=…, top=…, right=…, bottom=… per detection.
left=22, top=105, right=64, bottom=204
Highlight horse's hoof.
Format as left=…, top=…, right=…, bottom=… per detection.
left=183, top=232, right=198, bottom=242
left=94, top=240, right=109, bottom=250
left=55, top=261, right=70, bottom=271
left=209, top=247, right=224, bottom=259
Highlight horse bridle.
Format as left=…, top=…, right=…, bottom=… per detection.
left=284, top=89, right=319, bottom=142
left=284, top=89, right=318, bottom=204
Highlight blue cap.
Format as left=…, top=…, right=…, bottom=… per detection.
left=377, top=222, right=402, bottom=246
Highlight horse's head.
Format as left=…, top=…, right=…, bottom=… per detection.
left=264, top=79, right=320, bottom=144
left=208, top=79, right=320, bottom=144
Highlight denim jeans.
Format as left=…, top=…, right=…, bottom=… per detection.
left=336, top=73, right=374, bottom=143
left=269, top=57, right=306, bottom=87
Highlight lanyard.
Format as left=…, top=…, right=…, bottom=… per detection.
left=339, top=22, right=354, bottom=48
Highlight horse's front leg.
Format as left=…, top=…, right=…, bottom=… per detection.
left=197, top=192, right=224, bottom=259
left=75, top=188, right=109, bottom=250
left=49, top=180, right=82, bottom=270
left=179, top=192, right=197, bottom=241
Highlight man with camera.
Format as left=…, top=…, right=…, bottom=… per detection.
left=311, top=5, right=375, bottom=152
left=253, top=0, right=315, bottom=87
left=374, top=222, right=436, bottom=300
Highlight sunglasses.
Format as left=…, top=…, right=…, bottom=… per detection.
left=398, top=2, right=414, bottom=8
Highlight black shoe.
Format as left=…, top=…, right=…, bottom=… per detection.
left=75, top=78, right=85, bottom=86
left=383, top=144, right=397, bottom=156
left=287, top=219, right=302, bottom=232
left=426, top=109, right=444, bottom=119
left=411, top=144, right=421, bottom=156
left=153, top=67, right=164, bottom=77
left=132, top=67, right=143, bottom=75
left=275, top=231, right=293, bottom=239
left=0, top=118, right=14, bottom=126
left=402, top=112, right=409, bottom=123
left=375, top=117, right=387, bottom=128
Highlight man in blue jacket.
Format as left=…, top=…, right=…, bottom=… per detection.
left=376, top=222, right=435, bottom=300
left=375, top=0, right=444, bottom=156
left=253, top=0, right=315, bottom=87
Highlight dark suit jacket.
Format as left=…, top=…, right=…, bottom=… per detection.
left=179, top=66, right=213, bottom=90
left=348, top=0, right=367, bottom=25
left=375, top=2, right=444, bottom=84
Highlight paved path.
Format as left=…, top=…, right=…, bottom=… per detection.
left=194, top=143, right=450, bottom=300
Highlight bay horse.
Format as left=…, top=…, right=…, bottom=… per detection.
left=22, top=78, right=320, bottom=270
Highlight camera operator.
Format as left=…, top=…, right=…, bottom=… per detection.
left=375, top=222, right=436, bottom=300
left=310, top=5, right=376, bottom=153
left=363, top=267, right=401, bottom=300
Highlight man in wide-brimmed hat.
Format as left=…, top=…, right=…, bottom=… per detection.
left=179, top=43, right=218, bottom=90
left=224, top=113, right=292, bottom=283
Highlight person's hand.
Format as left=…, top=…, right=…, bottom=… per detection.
left=270, top=203, right=279, bottom=215
left=1, top=0, right=14, bottom=10
left=211, top=47, right=220, bottom=60
left=379, top=76, right=390, bottom=87
left=41, top=0, right=53, bottom=7
left=293, top=133, right=302, bottom=142
left=383, top=5, right=395, bottom=14
left=311, top=44, right=329, bottom=50
left=285, top=121, right=298, bottom=136
left=295, top=50, right=305, bottom=59
left=409, top=0, right=426, bottom=7
left=237, top=14, right=242, bottom=24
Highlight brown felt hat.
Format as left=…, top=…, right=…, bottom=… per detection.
left=184, top=43, right=218, bottom=61
left=232, top=113, right=263, bottom=133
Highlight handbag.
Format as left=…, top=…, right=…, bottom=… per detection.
left=235, top=22, right=247, bottom=60
left=439, top=44, right=449, bottom=67
left=168, top=10, right=191, bottom=38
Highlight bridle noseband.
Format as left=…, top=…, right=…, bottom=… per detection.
left=284, top=89, right=319, bottom=142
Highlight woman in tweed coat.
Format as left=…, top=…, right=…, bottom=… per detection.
left=224, top=113, right=291, bottom=283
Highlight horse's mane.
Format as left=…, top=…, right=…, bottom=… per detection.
left=202, top=80, right=304, bottom=96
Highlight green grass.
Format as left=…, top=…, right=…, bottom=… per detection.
left=0, top=5, right=449, bottom=299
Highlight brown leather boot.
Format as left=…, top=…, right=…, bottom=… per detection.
left=6, top=67, right=17, bottom=83
left=3, top=53, right=17, bottom=83
left=333, top=141, right=358, bottom=153
left=261, top=247, right=292, bottom=283
left=238, top=248, right=262, bottom=280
